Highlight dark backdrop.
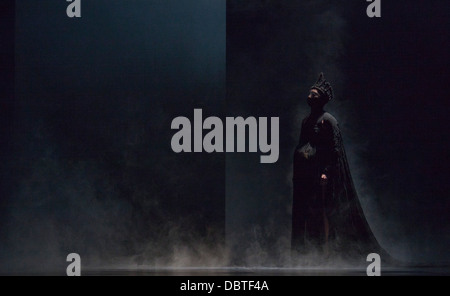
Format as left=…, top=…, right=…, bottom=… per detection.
left=226, top=0, right=450, bottom=266
left=0, top=0, right=449, bottom=273
left=1, top=0, right=226, bottom=273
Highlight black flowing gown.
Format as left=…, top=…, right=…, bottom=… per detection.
left=292, top=110, right=385, bottom=259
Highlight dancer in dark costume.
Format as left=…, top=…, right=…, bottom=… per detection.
left=292, top=73, right=385, bottom=261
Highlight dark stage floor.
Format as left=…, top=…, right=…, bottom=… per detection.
left=77, top=265, right=450, bottom=276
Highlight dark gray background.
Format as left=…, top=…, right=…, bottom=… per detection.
left=226, top=0, right=450, bottom=266
left=1, top=0, right=226, bottom=273
left=0, top=0, right=449, bottom=273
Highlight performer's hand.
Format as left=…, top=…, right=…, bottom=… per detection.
left=320, top=174, right=328, bottom=186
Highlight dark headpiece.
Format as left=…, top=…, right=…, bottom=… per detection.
left=311, top=72, right=334, bottom=101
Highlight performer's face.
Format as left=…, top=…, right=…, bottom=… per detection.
left=307, top=89, right=322, bottom=107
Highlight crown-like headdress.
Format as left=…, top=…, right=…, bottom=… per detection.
left=311, top=72, right=334, bottom=101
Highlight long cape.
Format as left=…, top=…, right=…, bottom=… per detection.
left=293, top=112, right=394, bottom=265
